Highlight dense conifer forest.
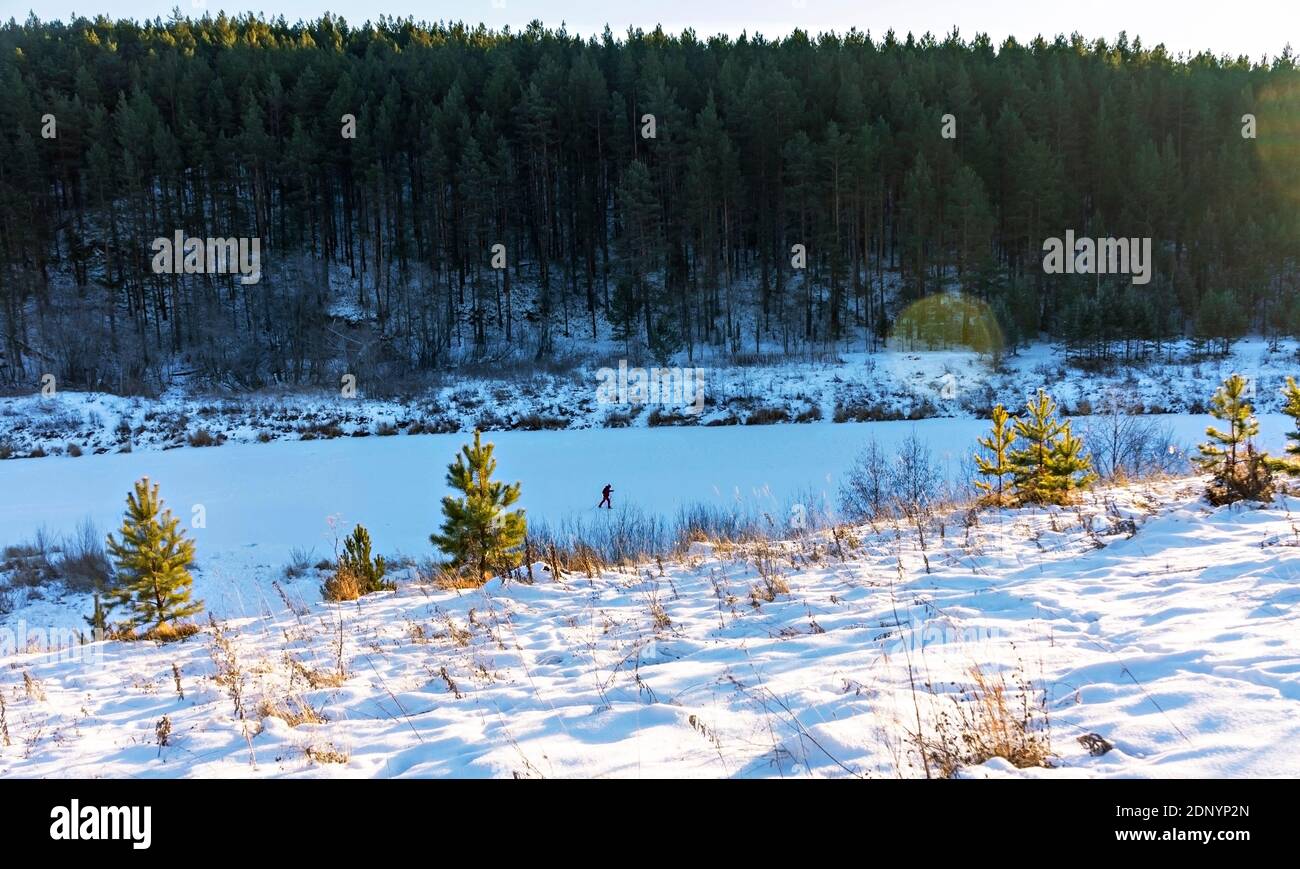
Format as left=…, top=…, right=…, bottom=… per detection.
left=0, top=14, right=1297, bottom=392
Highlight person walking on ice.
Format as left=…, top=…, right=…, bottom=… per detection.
left=598, top=483, right=613, bottom=509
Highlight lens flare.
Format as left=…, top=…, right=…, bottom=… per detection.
left=888, top=293, right=1004, bottom=355
left=1256, top=73, right=1300, bottom=203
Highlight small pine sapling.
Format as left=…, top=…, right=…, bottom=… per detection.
left=105, top=477, right=204, bottom=634
left=430, top=430, right=527, bottom=583
left=974, top=403, right=1018, bottom=506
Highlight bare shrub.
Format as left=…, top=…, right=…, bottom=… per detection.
left=187, top=428, right=222, bottom=447
left=282, top=546, right=315, bottom=580
left=839, top=439, right=895, bottom=523
left=56, top=518, right=111, bottom=592
left=834, top=398, right=895, bottom=423
left=745, top=405, right=790, bottom=425
left=892, top=432, right=942, bottom=522
left=1, top=529, right=59, bottom=588
left=514, top=412, right=570, bottom=431
left=1083, top=391, right=1190, bottom=481
left=840, top=434, right=941, bottom=527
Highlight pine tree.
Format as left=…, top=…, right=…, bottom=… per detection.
left=338, top=524, right=389, bottom=595
left=1045, top=422, right=1097, bottom=500
left=1198, top=374, right=1273, bottom=504
left=614, top=160, right=663, bottom=352
left=974, top=403, right=1018, bottom=506
left=1009, top=390, right=1094, bottom=505
left=105, top=478, right=203, bottom=632
left=1270, top=376, right=1300, bottom=476
left=430, top=431, right=527, bottom=582
left=1197, top=374, right=1259, bottom=475
left=1009, top=391, right=1065, bottom=504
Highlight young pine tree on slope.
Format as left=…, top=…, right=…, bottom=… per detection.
left=1008, top=390, right=1095, bottom=505
left=1270, top=376, right=1300, bottom=476
left=105, top=477, right=203, bottom=631
left=430, top=430, right=527, bottom=582
left=1045, top=422, right=1096, bottom=500
left=974, top=403, right=1018, bottom=506
left=1198, top=374, right=1273, bottom=505
left=322, top=523, right=391, bottom=601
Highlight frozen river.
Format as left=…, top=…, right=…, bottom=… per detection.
left=0, top=414, right=1291, bottom=566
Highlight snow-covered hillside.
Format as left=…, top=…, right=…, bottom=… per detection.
left=2, top=478, right=1297, bottom=778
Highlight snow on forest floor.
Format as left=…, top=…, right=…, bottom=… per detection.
left=2, top=337, right=1299, bottom=459
left=1, top=477, right=1297, bottom=778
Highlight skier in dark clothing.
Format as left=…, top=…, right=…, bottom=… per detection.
left=598, top=484, right=613, bottom=509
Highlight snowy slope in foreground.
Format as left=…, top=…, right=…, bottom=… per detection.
left=2, top=478, right=1298, bottom=778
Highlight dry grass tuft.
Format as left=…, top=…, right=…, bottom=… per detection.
left=286, top=653, right=348, bottom=689
left=156, top=715, right=172, bottom=747
left=23, top=671, right=45, bottom=702
left=258, top=696, right=327, bottom=727
left=428, top=565, right=491, bottom=589
left=910, top=663, right=1052, bottom=778
left=108, top=621, right=201, bottom=643
left=320, top=567, right=362, bottom=602
left=305, top=742, right=350, bottom=765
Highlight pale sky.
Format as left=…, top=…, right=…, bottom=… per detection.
left=1, top=0, right=1294, bottom=61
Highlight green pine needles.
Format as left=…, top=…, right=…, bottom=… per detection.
left=339, top=524, right=389, bottom=594
left=321, top=523, right=391, bottom=601
left=974, top=403, right=1017, bottom=506
left=1198, top=374, right=1273, bottom=505
left=972, top=375, right=1290, bottom=511
left=431, top=430, right=527, bottom=583
left=975, top=390, right=1095, bottom=506
left=104, top=477, right=203, bottom=633
left=1271, top=375, right=1300, bottom=477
